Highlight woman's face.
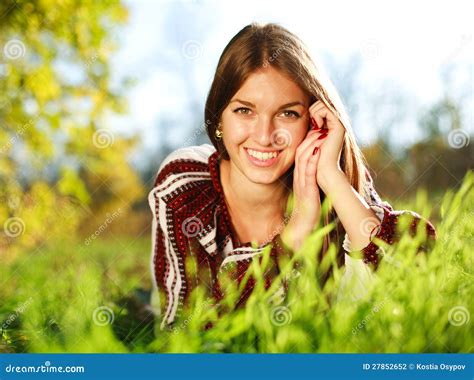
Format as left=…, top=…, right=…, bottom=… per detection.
left=221, top=66, right=310, bottom=185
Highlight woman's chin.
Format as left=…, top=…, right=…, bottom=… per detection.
left=242, top=166, right=285, bottom=185
left=227, top=148, right=292, bottom=185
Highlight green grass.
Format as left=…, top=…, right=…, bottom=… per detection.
left=1, top=171, right=473, bottom=353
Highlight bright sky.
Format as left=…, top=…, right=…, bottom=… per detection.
left=111, top=0, right=473, bottom=163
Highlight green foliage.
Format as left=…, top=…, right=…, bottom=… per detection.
left=1, top=171, right=472, bottom=353
left=0, top=1, right=143, bottom=256
left=363, top=95, right=472, bottom=200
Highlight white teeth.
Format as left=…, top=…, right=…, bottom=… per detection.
left=246, top=149, right=278, bottom=161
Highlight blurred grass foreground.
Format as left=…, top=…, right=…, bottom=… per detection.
left=0, top=171, right=472, bottom=353
left=0, top=1, right=472, bottom=354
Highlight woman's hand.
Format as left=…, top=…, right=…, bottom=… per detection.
left=304, top=101, right=379, bottom=251
left=281, top=119, right=327, bottom=251
left=308, top=100, right=346, bottom=191
left=281, top=100, right=346, bottom=251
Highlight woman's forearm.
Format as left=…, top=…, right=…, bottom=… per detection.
left=318, top=169, right=379, bottom=251
left=281, top=169, right=379, bottom=253
left=281, top=200, right=322, bottom=252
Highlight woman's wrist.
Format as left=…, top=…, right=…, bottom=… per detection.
left=281, top=217, right=316, bottom=252
left=317, top=167, right=346, bottom=193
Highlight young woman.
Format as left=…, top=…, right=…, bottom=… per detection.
left=148, top=23, right=436, bottom=330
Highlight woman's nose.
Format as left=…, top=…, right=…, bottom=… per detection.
left=252, top=116, right=274, bottom=147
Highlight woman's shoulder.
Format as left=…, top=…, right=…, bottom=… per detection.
left=152, top=144, right=216, bottom=188
left=148, top=143, right=222, bottom=239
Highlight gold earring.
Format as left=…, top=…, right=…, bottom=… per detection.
left=215, top=122, right=223, bottom=140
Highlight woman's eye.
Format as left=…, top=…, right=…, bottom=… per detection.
left=281, top=110, right=300, bottom=118
left=233, top=107, right=252, bottom=115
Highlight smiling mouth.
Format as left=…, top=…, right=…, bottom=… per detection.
left=245, top=148, right=281, bottom=160
left=243, top=147, right=283, bottom=167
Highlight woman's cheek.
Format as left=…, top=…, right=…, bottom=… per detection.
left=288, top=126, right=307, bottom=151
left=227, top=120, right=251, bottom=145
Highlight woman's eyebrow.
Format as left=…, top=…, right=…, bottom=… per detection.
left=230, top=99, right=305, bottom=109
left=276, top=101, right=305, bottom=110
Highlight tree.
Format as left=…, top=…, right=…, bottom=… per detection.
left=0, top=1, right=143, bottom=256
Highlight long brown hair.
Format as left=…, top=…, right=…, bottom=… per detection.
left=205, top=22, right=370, bottom=258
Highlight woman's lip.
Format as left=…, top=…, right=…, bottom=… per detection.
left=244, top=147, right=282, bottom=167
left=244, top=147, right=282, bottom=153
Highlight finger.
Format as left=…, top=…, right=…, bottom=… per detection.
left=298, top=139, right=324, bottom=187
left=303, top=147, right=321, bottom=196
left=309, top=100, right=324, bottom=113
left=295, top=129, right=320, bottom=181
left=298, top=129, right=327, bottom=154
left=298, top=131, right=328, bottom=164
left=309, top=102, right=327, bottom=119
left=293, top=157, right=299, bottom=197
left=311, top=112, right=326, bottom=133
left=310, top=104, right=346, bottom=136
left=310, top=102, right=343, bottom=131
left=297, top=136, right=327, bottom=191
left=296, top=132, right=321, bottom=188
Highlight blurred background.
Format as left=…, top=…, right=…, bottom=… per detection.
left=0, top=0, right=472, bottom=352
